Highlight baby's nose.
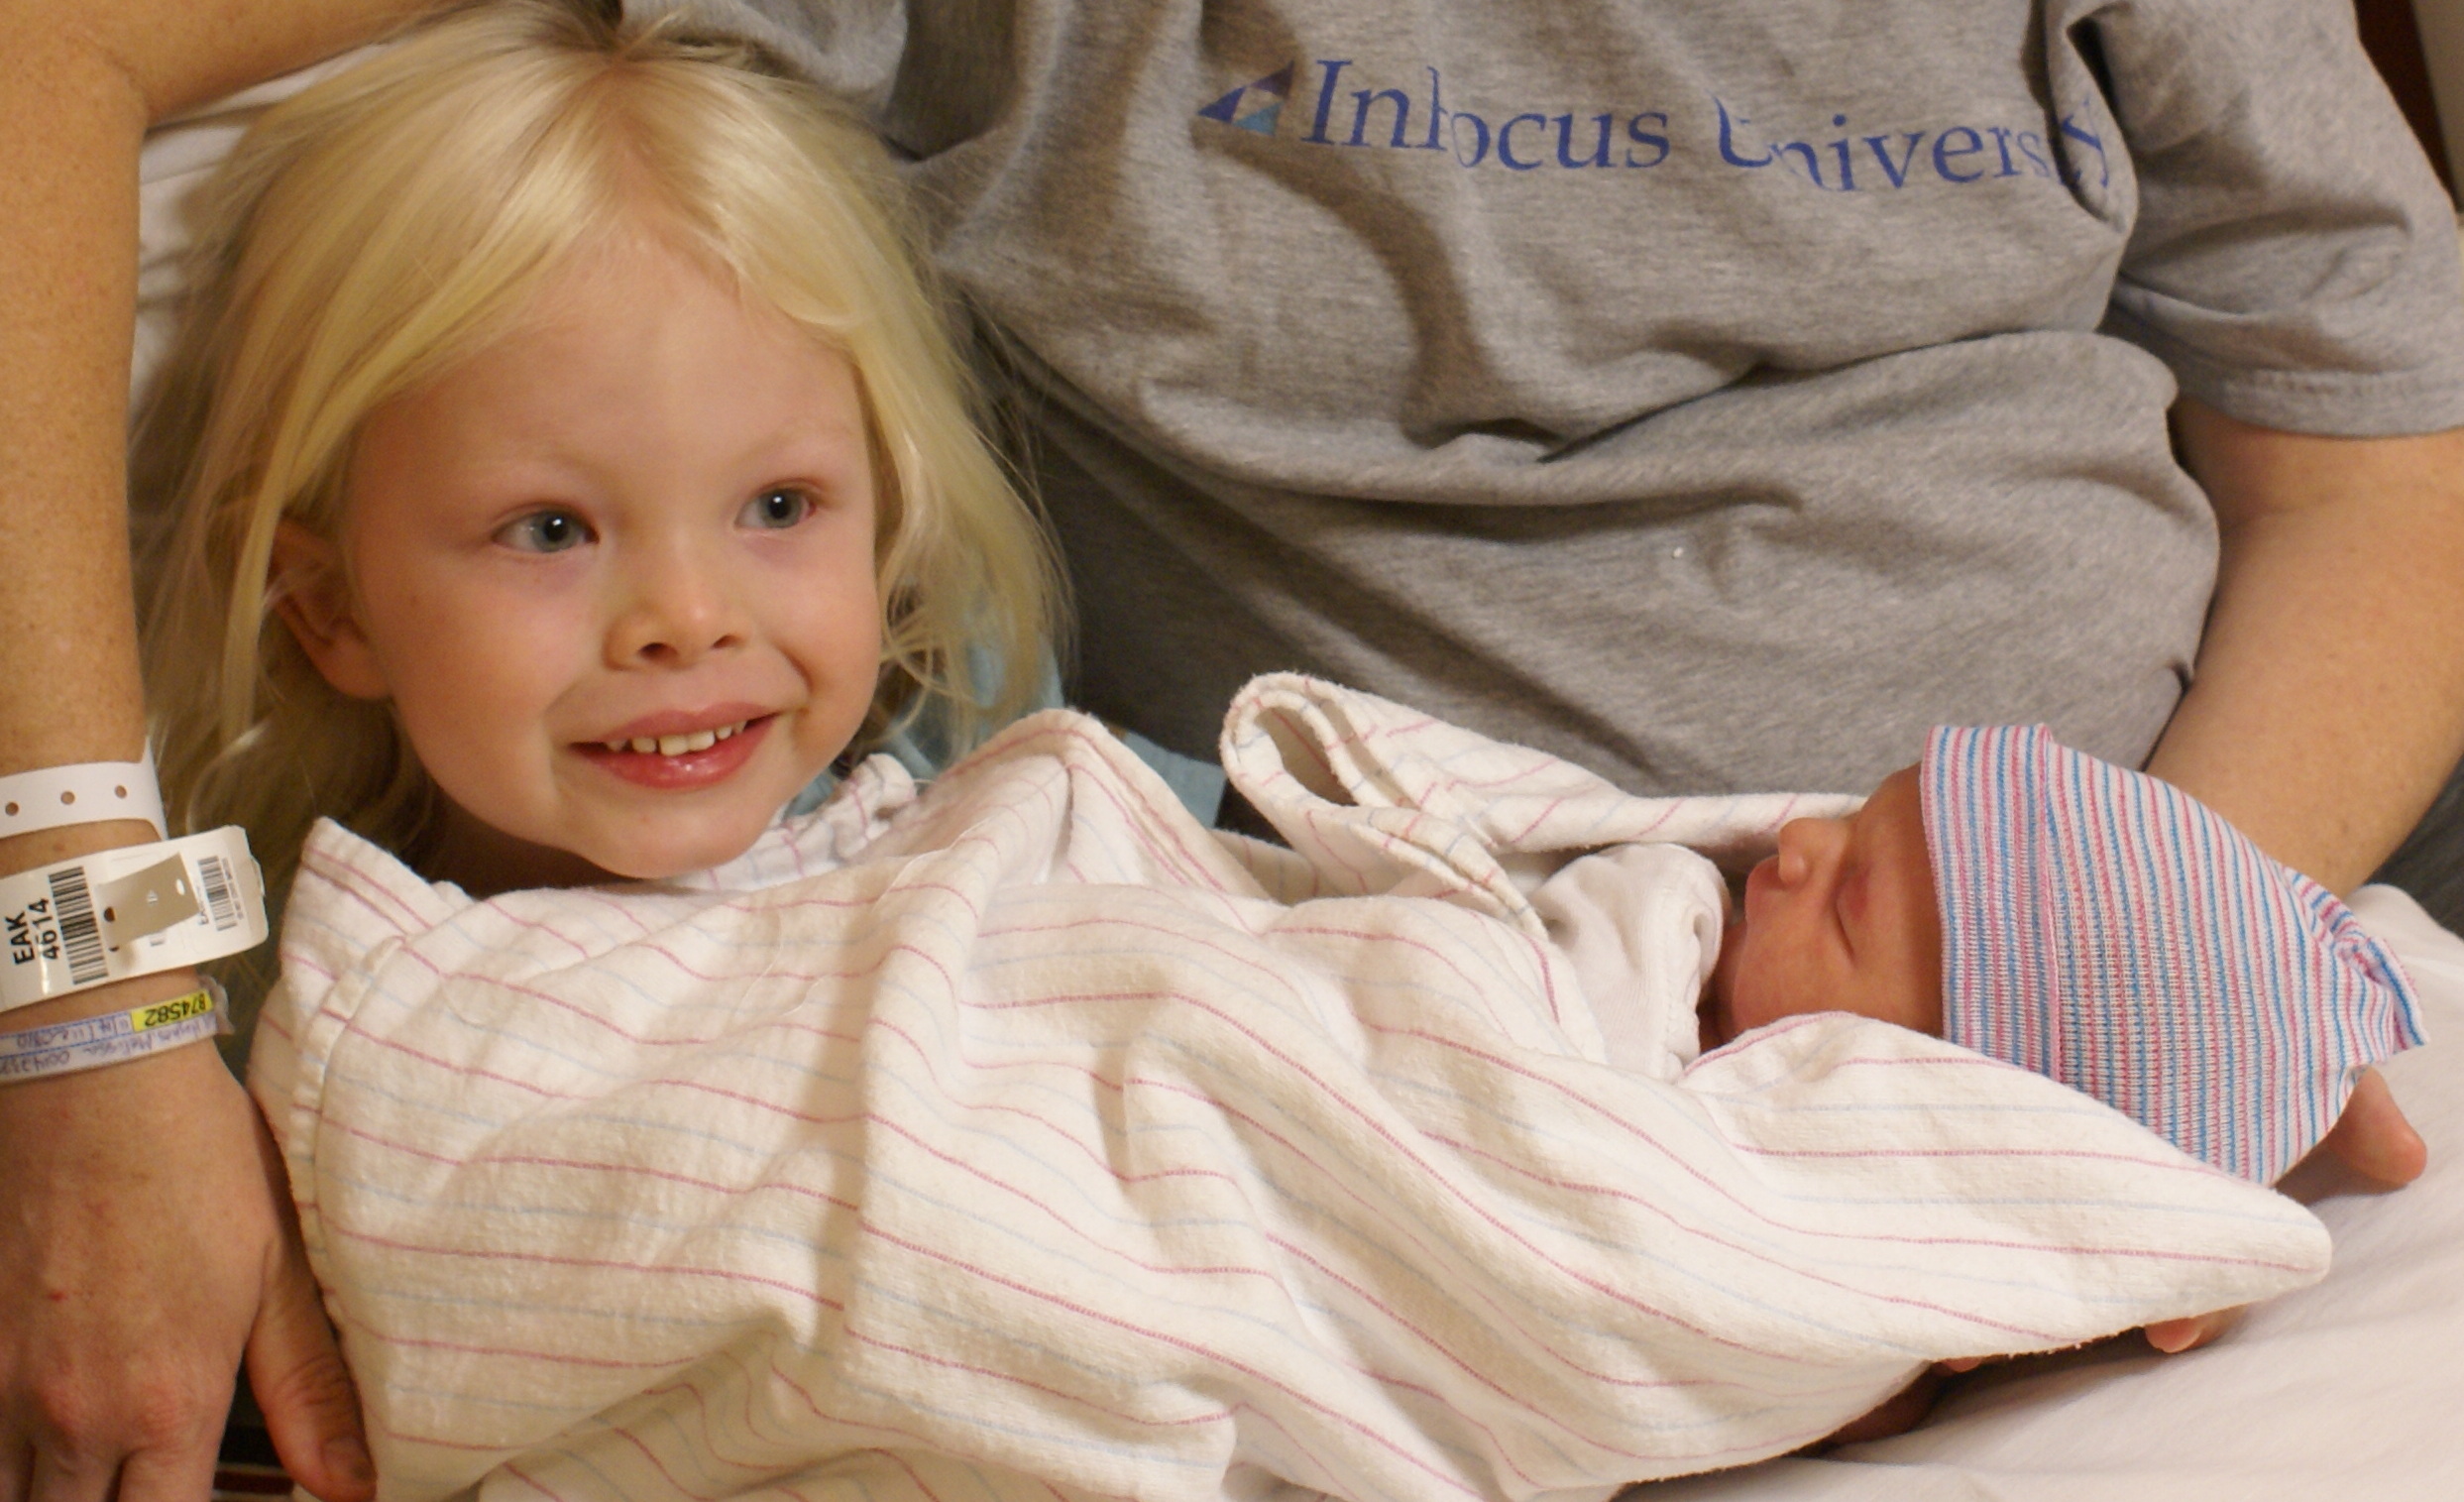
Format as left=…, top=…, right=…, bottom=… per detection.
left=1772, top=816, right=1848, bottom=885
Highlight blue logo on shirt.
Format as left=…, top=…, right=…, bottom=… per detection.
left=1195, top=58, right=2109, bottom=195
left=1197, top=64, right=1294, bottom=137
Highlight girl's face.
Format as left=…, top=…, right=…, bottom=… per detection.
left=280, top=234, right=882, bottom=885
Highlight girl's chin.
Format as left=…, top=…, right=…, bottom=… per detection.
left=576, top=821, right=772, bottom=883
left=432, top=799, right=774, bottom=893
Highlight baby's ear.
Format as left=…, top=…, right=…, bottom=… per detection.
left=269, top=520, right=390, bottom=700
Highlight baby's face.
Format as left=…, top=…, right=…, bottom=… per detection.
left=1707, top=766, right=1945, bottom=1047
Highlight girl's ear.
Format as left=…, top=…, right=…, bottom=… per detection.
left=269, top=520, right=391, bottom=700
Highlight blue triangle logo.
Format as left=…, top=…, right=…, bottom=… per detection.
left=1233, top=101, right=1282, bottom=135
left=1198, top=63, right=1296, bottom=130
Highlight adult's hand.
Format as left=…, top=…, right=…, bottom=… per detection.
left=0, top=1015, right=371, bottom=1502
left=1808, top=1366, right=1951, bottom=1450
left=1816, top=1062, right=2425, bottom=1452
left=1816, top=1307, right=2239, bottom=1454
left=2131, top=1071, right=2427, bottom=1359
left=2312, top=1066, right=2427, bottom=1186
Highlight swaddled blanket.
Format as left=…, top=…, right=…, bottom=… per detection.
left=252, top=676, right=2330, bottom=1502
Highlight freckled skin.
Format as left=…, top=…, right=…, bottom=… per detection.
left=1705, top=766, right=1945, bottom=1048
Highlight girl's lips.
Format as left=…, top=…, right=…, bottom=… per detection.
left=573, top=714, right=774, bottom=790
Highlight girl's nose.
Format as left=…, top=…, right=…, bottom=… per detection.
left=607, top=541, right=747, bottom=667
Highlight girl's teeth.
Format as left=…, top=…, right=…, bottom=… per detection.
left=605, top=721, right=747, bottom=755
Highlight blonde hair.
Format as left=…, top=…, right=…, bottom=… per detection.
left=140, top=0, right=1059, bottom=900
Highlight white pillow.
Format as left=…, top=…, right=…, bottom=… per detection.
left=1643, top=884, right=2464, bottom=1501
left=133, top=51, right=381, bottom=411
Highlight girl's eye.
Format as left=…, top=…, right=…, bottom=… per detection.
left=496, top=510, right=592, bottom=553
left=741, top=487, right=814, bottom=530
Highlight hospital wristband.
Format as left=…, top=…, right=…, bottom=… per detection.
left=0, top=982, right=228, bottom=1084
left=0, top=755, right=167, bottom=841
left=0, top=827, right=269, bottom=1015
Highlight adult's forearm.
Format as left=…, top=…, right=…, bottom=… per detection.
left=0, top=3, right=435, bottom=837
left=0, top=26, right=155, bottom=810
left=2148, top=399, right=2464, bottom=893
left=1, top=12, right=445, bottom=1500
left=2, top=2, right=415, bottom=1026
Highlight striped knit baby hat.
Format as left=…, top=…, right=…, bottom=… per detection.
left=1920, top=725, right=2426, bottom=1183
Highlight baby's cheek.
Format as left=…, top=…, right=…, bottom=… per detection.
left=1898, top=971, right=1948, bottom=1038
left=1721, top=933, right=1801, bottom=1036
left=1870, top=919, right=1947, bottom=1037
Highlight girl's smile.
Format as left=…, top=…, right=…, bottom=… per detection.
left=575, top=710, right=775, bottom=790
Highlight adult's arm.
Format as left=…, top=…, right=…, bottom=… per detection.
left=2150, top=399, right=2464, bottom=895
left=2145, top=397, right=2464, bottom=1189
left=0, top=3, right=446, bottom=1499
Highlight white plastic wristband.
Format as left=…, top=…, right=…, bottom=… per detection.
left=0, top=827, right=269, bottom=1015
left=0, top=754, right=167, bottom=841
left=0, top=981, right=228, bottom=1084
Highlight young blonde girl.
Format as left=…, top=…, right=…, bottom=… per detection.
left=140, top=0, right=1057, bottom=923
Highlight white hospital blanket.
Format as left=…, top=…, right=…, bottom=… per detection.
left=251, top=676, right=2331, bottom=1502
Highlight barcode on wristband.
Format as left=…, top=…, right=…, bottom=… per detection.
left=47, top=867, right=106, bottom=986
left=196, top=855, right=240, bottom=932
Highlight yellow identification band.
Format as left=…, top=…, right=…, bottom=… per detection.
left=130, top=989, right=216, bottom=1032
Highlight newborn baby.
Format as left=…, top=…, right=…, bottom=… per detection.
left=1547, top=725, right=2427, bottom=1185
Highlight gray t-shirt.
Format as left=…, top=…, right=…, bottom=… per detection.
left=649, top=0, right=2464, bottom=794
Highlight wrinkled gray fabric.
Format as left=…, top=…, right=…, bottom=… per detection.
left=642, top=0, right=2464, bottom=811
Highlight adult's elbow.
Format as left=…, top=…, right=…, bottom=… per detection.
left=2, top=0, right=446, bottom=126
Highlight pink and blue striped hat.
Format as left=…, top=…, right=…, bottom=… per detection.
left=1920, top=725, right=2426, bottom=1184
